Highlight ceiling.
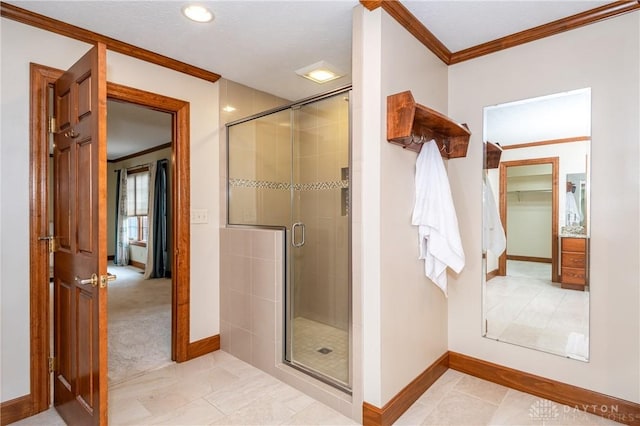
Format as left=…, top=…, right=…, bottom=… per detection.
left=7, top=0, right=613, bottom=158
left=485, top=88, right=591, bottom=146
left=107, top=100, right=172, bottom=161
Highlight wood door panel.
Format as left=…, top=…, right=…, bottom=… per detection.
left=76, top=139, right=93, bottom=254
left=77, top=74, right=92, bottom=121
left=56, top=89, right=71, bottom=132
left=76, top=288, right=94, bottom=412
left=56, top=145, right=72, bottom=250
left=56, top=280, right=72, bottom=390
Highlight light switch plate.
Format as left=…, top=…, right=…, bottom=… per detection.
left=191, top=209, right=208, bottom=224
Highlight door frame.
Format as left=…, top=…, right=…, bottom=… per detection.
left=498, top=157, right=560, bottom=282
left=27, top=63, right=191, bottom=415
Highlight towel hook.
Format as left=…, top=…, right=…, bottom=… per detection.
left=440, top=142, right=453, bottom=155
left=409, top=134, right=427, bottom=145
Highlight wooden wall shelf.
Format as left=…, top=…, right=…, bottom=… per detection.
left=485, top=141, right=502, bottom=169
left=387, top=91, right=471, bottom=158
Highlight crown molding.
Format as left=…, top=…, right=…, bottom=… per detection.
left=361, top=0, right=640, bottom=66
left=0, top=2, right=221, bottom=83
left=449, top=0, right=640, bottom=64
left=360, top=0, right=451, bottom=64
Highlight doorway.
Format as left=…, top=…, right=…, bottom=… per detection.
left=498, top=157, right=559, bottom=282
left=28, top=63, right=192, bottom=415
left=105, top=100, right=173, bottom=384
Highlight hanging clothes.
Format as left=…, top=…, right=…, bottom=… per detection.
left=411, top=140, right=465, bottom=296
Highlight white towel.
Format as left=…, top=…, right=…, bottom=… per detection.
left=411, top=140, right=465, bottom=296
left=565, top=332, right=589, bottom=361
left=566, top=191, right=582, bottom=225
left=483, top=180, right=506, bottom=256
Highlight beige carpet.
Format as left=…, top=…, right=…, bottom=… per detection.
left=107, top=263, right=172, bottom=384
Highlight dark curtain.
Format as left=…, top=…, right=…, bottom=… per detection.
left=151, top=159, right=170, bottom=278
left=113, top=169, right=121, bottom=264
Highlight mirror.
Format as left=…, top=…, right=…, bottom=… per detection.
left=482, top=88, right=591, bottom=361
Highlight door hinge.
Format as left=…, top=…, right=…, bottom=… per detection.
left=48, top=117, right=57, bottom=134
left=38, top=235, right=59, bottom=253
left=50, top=237, right=59, bottom=253
left=48, top=357, right=57, bottom=373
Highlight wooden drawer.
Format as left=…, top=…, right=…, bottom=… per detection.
left=562, top=267, right=586, bottom=285
left=562, top=252, right=585, bottom=268
left=562, top=237, right=586, bottom=253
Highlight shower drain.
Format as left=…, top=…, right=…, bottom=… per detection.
left=317, top=347, right=333, bottom=355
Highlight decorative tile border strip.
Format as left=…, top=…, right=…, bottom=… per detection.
left=229, top=178, right=348, bottom=191
left=295, top=180, right=349, bottom=191
left=229, top=178, right=289, bottom=190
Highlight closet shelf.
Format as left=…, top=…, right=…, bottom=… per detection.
left=386, top=91, right=470, bottom=158
left=485, top=141, right=502, bottom=169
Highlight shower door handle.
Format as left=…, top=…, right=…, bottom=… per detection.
left=292, top=222, right=305, bottom=248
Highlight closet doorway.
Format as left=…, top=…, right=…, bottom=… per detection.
left=498, top=157, right=559, bottom=282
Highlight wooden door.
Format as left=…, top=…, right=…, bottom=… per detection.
left=52, top=43, right=108, bottom=426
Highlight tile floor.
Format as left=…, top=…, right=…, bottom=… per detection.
left=485, top=260, right=589, bottom=360
left=13, top=350, right=619, bottom=426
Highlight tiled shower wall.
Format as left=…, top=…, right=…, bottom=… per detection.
left=219, top=227, right=353, bottom=416
left=219, top=227, right=283, bottom=373
left=227, top=111, right=292, bottom=226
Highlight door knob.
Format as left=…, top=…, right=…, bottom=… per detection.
left=100, top=273, right=117, bottom=288
left=64, top=129, right=80, bottom=139
left=75, top=273, right=98, bottom=287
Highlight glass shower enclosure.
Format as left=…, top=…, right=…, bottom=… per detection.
left=226, top=88, right=351, bottom=391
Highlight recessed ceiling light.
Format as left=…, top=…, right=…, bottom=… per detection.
left=295, top=61, right=343, bottom=84
left=222, top=105, right=236, bottom=112
left=182, top=5, right=214, bottom=23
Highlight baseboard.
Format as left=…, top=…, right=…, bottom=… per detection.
left=129, top=260, right=145, bottom=270
left=362, top=352, right=449, bottom=426
left=186, top=334, right=220, bottom=361
left=1, top=394, right=32, bottom=426
left=486, top=268, right=499, bottom=281
left=506, top=254, right=552, bottom=263
left=448, top=351, right=640, bottom=425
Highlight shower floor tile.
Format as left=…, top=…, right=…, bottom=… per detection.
left=292, top=317, right=349, bottom=385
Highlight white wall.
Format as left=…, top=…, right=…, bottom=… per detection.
left=353, top=5, right=383, bottom=407
left=448, top=12, right=640, bottom=403
left=0, top=19, right=220, bottom=402
left=355, top=6, right=450, bottom=407
left=379, top=11, right=450, bottom=405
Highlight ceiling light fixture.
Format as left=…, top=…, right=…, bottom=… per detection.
left=182, top=5, right=214, bottom=23
left=222, top=105, right=236, bottom=112
left=295, top=61, right=343, bottom=84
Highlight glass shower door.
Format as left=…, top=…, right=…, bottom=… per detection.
left=286, top=92, right=351, bottom=389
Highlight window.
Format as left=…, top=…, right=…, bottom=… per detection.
left=127, top=168, right=149, bottom=245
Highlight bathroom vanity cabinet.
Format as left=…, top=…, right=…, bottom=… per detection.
left=560, top=236, right=588, bottom=290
